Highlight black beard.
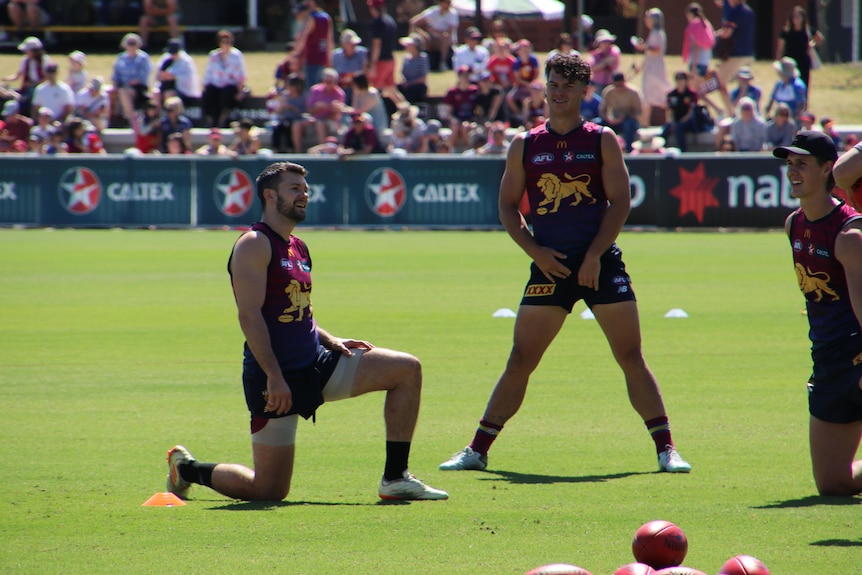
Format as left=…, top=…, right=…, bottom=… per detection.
left=276, top=194, right=306, bottom=222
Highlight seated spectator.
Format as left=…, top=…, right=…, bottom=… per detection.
left=764, top=57, right=807, bottom=121
left=664, top=70, right=698, bottom=152
left=478, top=122, right=509, bottom=155
left=0, top=100, right=31, bottom=152
left=630, top=131, right=667, bottom=155
left=797, top=110, right=815, bottom=131
left=307, top=135, right=339, bottom=155
left=398, top=34, right=429, bottom=104
left=821, top=117, right=840, bottom=147
left=7, top=0, right=49, bottom=32
left=112, top=33, right=152, bottom=123
left=452, top=27, right=489, bottom=83
left=27, top=132, right=44, bottom=154
left=155, top=38, right=201, bottom=107
left=729, top=97, right=766, bottom=152
left=389, top=102, right=427, bottom=153
left=506, top=39, right=539, bottom=119
left=483, top=19, right=512, bottom=53
left=461, top=126, right=487, bottom=156
left=271, top=74, right=308, bottom=154
left=580, top=81, right=602, bottom=124
left=306, top=67, right=345, bottom=146
left=75, top=76, right=109, bottom=132
left=600, top=72, right=643, bottom=152
left=228, top=118, right=260, bottom=155
left=159, top=95, right=192, bottom=152
left=66, top=51, right=88, bottom=95
left=132, top=99, right=161, bottom=154
left=273, top=42, right=298, bottom=93
left=546, top=33, right=579, bottom=62
left=3, top=36, right=50, bottom=117
left=64, top=117, right=106, bottom=154
left=164, top=131, right=190, bottom=154
left=32, top=62, right=75, bottom=122
left=521, top=80, right=548, bottom=130
left=474, top=71, right=504, bottom=125
left=764, top=103, right=795, bottom=149
left=196, top=127, right=232, bottom=156
left=588, top=29, right=621, bottom=93
left=729, top=66, right=761, bottom=115
left=423, top=119, right=451, bottom=153
left=139, top=0, right=181, bottom=49
left=717, top=133, right=736, bottom=152
left=442, top=65, right=478, bottom=150
left=347, top=73, right=388, bottom=137
left=843, top=134, right=861, bottom=153
left=202, top=30, right=247, bottom=128
left=408, top=0, right=459, bottom=72
left=29, top=106, right=53, bottom=142
left=332, top=29, right=368, bottom=105
left=487, top=39, right=515, bottom=92
left=337, top=111, right=384, bottom=158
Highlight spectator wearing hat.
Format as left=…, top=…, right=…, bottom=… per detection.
left=764, top=56, right=807, bottom=121
left=797, top=110, right=815, bottom=132
left=307, top=135, right=340, bottom=155
left=366, top=0, right=404, bottom=105
left=588, top=29, right=622, bottom=93
left=630, top=130, right=668, bottom=155
left=729, top=96, right=766, bottom=152
left=729, top=65, right=761, bottom=115
left=487, top=39, right=515, bottom=92
left=139, top=0, right=181, bottom=49
left=474, top=71, right=504, bottom=125
left=292, top=0, right=333, bottom=89
left=764, top=103, right=796, bottom=150
left=398, top=34, right=429, bottom=105
left=75, top=76, right=109, bottom=132
left=64, top=117, right=106, bottom=154
left=196, top=127, right=232, bottom=156
left=32, top=62, right=75, bottom=123
left=155, top=38, right=201, bottom=107
left=3, top=36, right=50, bottom=117
left=228, top=118, right=261, bottom=155
left=159, top=95, right=192, bottom=152
left=202, top=30, right=247, bottom=128
left=423, top=118, right=447, bottom=153
left=66, top=51, right=88, bottom=95
left=307, top=67, right=345, bottom=146
left=821, top=117, right=840, bottom=148
left=0, top=99, right=32, bottom=152
left=452, top=27, right=490, bottom=84
left=332, top=29, right=368, bottom=105
left=112, top=33, right=153, bottom=123
left=506, top=39, right=539, bottom=119
left=664, top=70, right=699, bottom=153
left=600, top=72, right=643, bottom=152
left=442, top=65, right=478, bottom=150
left=7, top=0, right=50, bottom=33
left=389, top=102, right=427, bottom=153
left=409, top=0, right=459, bottom=72
left=338, top=111, right=384, bottom=158
left=270, top=73, right=308, bottom=153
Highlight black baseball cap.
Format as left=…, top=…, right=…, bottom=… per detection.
left=772, top=130, right=837, bottom=162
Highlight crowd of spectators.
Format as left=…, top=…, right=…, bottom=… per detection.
left=0, top=0, right=857, bottom=158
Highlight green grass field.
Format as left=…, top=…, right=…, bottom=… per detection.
left=1, top=228, right=860, bottom=575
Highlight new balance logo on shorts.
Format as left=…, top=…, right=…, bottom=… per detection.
left=525, top=284, right=555, bottom=296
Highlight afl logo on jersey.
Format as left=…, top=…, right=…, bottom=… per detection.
left=793, top=239, right=803, bottom=252
left=365, top=167, right=407, bottom=217
left=532, top=153, right=555, bottom=165
left=59, top=167, right=101, bottom=215
left=215, top=168, right=255, bottom=217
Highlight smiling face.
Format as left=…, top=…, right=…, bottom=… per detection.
left=272, top=171, right=309, bottom=223
left=784, top=153, right=832, bottom=199
left=545, top=69, right=587, bottom=116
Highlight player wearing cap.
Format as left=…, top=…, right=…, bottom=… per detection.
left=775, top=131, right=862, bottom=496
left=440, top=52, right=691, bottom=475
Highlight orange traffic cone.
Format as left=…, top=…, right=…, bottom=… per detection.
left=142, top=492, right=186, bottom=507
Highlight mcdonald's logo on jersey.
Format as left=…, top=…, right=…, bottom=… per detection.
left=556, top=141, right=568, bottom=149
left=524, top=284, right=556, bottom=296
left=804, top=229, right=811, bottom=239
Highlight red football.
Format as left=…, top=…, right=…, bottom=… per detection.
left=632, top=520, right=688, bottom=569
left=718, top=555, right=770, bottom=575
left=524, top=564, right=593, bottom=575
left=614, top=562, right=656, bottom=575
left=654, top=568, right=707, bottom=575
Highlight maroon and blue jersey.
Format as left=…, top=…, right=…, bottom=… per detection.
left=305, top=11, right=331, bottom=66
left=229, top=222, right=319, bottom=370
left=789, top=202, right=862, bottom=353
left=522, top=120, right=609, bottom=254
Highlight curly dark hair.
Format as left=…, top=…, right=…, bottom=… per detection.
left=544, top=52, right=591, bottom=85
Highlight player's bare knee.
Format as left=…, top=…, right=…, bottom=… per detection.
left=815, top=479, right=857, bottom=497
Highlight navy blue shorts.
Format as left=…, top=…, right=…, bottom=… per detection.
left=519, top=244, right=636, bottom=312
left=242, top=345, right=341, bottom=420
left=808, top=337, right=862, bottom=424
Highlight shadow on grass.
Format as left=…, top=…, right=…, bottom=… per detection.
left=479, top=469, right=652, bottom=485
left=752, top=495, right=862, bottom=509
left=207, top=499, right=374, bottom=511
left=810, top=538, right=862, bottom=547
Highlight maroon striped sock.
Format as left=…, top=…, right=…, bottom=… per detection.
left=468, top=419, right=503, bottom=456
left=644, top=416, right=672, bottom=454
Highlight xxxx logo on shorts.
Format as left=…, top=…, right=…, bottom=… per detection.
left=524, top=284, right=555, bottom=296
left=365, top=167, right=406, bottom=217
left=214, top=168, right=254, bottom=217
left=58, top=167, right=101, bottom=215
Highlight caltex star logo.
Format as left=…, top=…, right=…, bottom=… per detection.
left=58, top=167, right=101, bottom=215
left=214, top=169, right=254, bottom=217
left=669, top=163, right=720, bottom=223
left=365, top=168, right=406, bottom=217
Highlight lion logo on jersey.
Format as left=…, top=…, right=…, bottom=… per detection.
left=279, top=280, right=312, bottom=322
left=535, top=173, right=594, bottom=215
left=795, top=263, right=839, bottom=302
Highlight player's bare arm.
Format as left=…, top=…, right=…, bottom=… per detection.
left=835, top=222, right=862, bottom=330
left=578, top=128, right=632, bottom=290
left=231, top=231, right=294, bottom=415
left=833, top=147, right=862, bottom=191
left=317, top=326, right=374, bottom=356
left=498, top=133, right=569, bottom=282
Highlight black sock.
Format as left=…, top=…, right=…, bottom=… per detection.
left=383, top=441, right=411, bottom=481
left=179, top=461, right=217, bottom=488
